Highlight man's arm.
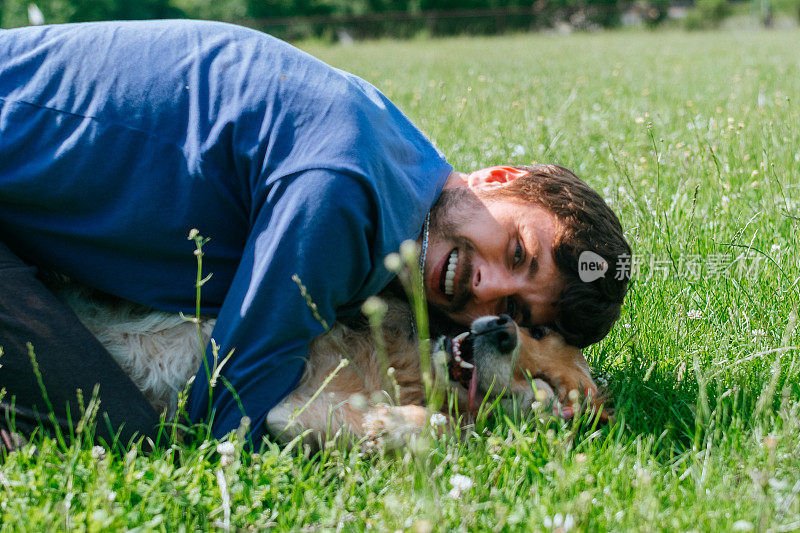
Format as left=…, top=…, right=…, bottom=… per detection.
left=186, top=169, right=381, bottom=442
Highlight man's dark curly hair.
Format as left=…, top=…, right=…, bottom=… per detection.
left=486, top=164, right=632, bottom=348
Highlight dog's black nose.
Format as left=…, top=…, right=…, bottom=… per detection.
left=471, top=314, right=518, bottom=354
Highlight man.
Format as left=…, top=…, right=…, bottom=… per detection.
left=0, top=20, right=630, bottom=445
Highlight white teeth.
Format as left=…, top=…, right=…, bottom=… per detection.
left=450, top=332, right=474, bottom=369
left=444, top=250, right=458, bottom=296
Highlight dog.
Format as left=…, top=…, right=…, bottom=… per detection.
left=51, top=279, right=603, bottom=448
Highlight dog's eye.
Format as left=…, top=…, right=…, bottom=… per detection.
left=529, top=326, right=549, bottom=339
left=505, top=298, right=519, bottom=318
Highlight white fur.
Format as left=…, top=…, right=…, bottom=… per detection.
left=55, top=283, right=215, bottom=418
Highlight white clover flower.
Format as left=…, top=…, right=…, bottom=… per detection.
left=567, top=389, right=580, bottom=403
left=348, top=393, right=368, bottom=412
left=448, top=487, right=462, bottom=500
left=534, top=389, right=549, bottom=402
left=216, top=441, right=235, bottom=457
left=732, top=520, right=754, bottom=531
left=361, top=296, right=388, bottom=317
left=429, top=413, right=447, bottom=427
left=91, top=445, right=106, bottom=461
left=449, top=474, right=474, bottom=492
left=384, top=253, right=403, bottom=273
left=750, top=329, right=766, bottom=338
left=687, top=309, right=703, bottom=320
left=400, top=240, right=420, bottom=264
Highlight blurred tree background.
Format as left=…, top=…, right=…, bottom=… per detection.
left=1, top=0, right=798, bottom=35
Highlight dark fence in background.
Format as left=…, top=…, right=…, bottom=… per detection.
left=233, top=4, right=638, bottom=41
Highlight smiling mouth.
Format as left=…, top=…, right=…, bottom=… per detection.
left=440, top=248, right=459, bottom=300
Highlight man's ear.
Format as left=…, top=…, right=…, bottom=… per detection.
left=467, top=166, right=528, bottom=189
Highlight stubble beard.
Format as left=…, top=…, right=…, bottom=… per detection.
left=425, top=187, right=482, bottom=320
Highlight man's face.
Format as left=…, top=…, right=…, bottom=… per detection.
left=423, top=179, right=564, bottom=331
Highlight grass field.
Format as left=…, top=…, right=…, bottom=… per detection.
left=2, top=29, right=799, bottom=531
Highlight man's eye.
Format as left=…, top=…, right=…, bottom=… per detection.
left=513, top=243, right=523, bottom=266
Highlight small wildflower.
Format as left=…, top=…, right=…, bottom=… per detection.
left=750, top=329, right=766, bottom=338
left=187, top=228, right=199, bottom=240
left=535, top=389, right=549, bottom=402
left=450, top=474, right=473, bottom=491
left=400, top=240, right=420, bottom=264
left=732, top=520, right=754, bottom=531
left=361, top=296, right=388, bottom=317
left=568, top=389, right=580, bottom=403
left=687, top=309, right=703, bottom=320
left=770, top=243, right=781, bottom=254
left=384, top=253, right=402, bottom=273
left=544, top=513, right=573, bottom=531
left=349, top=393, right=368, bottom=411
left=217, top=441, right=235, bottom=457
left=429, top=413, right=447, bottom=427
left=448, top=487, right=462, bottom=500
left=91, top=445, right=106, bottom=461
left=414, top=519, right=434, bottom=533
left=575, top=453, right=588, bottom=464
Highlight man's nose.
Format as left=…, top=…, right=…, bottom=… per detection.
left=472, top=264, right=518, bottom=304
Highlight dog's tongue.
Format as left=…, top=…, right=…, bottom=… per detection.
left=468, top=367, right=479, bottom=414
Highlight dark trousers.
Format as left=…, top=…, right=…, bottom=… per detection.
left=0, top=241, right=160, bottom=448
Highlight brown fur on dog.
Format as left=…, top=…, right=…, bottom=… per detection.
left=265, top=296, right=604, bottom=449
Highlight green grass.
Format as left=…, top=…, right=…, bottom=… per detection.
left=2, top=29, right=799, bottom=531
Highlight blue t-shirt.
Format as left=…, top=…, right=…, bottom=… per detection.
left=0, top=20, right=452, bottom=440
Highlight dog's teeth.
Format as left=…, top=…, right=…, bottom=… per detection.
left=454, top=353, right=462, bottom=362
left=459, top=360, right=474, bottom=369
left=453, top=332, right=469, bottom=342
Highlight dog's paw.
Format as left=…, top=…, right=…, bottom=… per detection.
left=361, top=404, right=429, bottom=451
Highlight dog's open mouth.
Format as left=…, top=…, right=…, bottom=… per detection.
left=443, top=332, right=480, bottom=413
